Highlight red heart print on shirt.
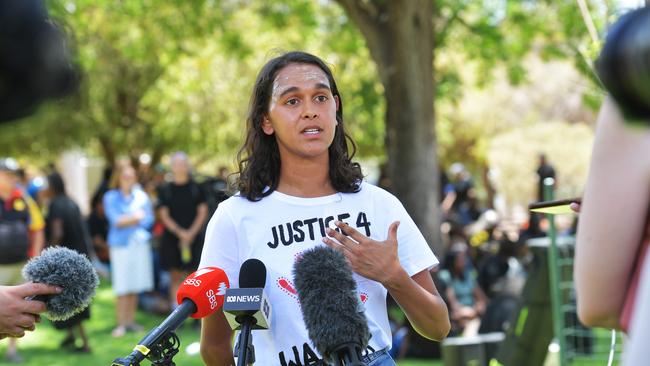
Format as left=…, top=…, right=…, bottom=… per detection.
left=277, top=277, right=299, bottom=300
left=360, top=292, right=368, bottom=304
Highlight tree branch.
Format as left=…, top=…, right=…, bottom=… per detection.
left=434, top=2, right=467, bottom=48
left=334, top=0, right=391, bottom=83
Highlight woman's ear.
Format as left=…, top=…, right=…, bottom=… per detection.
left=261, top=115, right=274, bottom=135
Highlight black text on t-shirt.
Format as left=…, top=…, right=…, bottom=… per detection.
left=267, top=212, right=372, bottom=249
left=278, top=340, right=376, bottom=366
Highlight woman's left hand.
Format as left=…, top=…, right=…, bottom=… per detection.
left=323, top=220, right=404, bottom=285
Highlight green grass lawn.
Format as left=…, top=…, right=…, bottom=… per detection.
left=0, top=282, right=442, bottom=365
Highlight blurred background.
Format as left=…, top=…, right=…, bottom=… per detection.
left=0, top=0, right=647, bottom=365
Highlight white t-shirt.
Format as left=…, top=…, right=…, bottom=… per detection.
left=199, top=181, right=438, bottom=366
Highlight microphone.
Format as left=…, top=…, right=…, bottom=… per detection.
left=293, top=246, right=369, bottom=366
left=21, top=246, right=99, bottom=321
left=112, top=267, right=229, bottom=366
left=223, top=259, right=272, bottom=366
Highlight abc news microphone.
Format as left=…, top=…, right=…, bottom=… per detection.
left=294, top=246, right=370, bottom=366
left=223, top=258, right=272, bottom=366
left=112, top=267, right=229, bottom=366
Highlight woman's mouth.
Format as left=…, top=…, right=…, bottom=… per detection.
left=302, top=128, right=322, bottom=135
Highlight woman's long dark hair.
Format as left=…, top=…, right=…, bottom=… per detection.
left=236, top=51, right=362, bottom=201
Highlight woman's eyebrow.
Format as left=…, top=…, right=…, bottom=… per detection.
left=278, top=82, right=331, bottom=98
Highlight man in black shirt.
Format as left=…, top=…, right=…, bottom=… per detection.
left=44, top=172, right=92, bottom=352
left=157, top=152, right=208, bottom=310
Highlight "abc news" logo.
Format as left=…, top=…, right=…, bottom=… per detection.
left=226, top=295, right=261, bottom=303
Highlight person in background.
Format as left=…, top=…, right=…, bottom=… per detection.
left=8, top=165, right=46, bottom=260
left=87, top=192, right=110, bottom=267
left=158, top=152, right=208, bottom=311
left=201, top=166, right=230, bottom=218
left=43, top=172, right=92, bottom=353
left=442, top=163, right=476, bottom=228
left=438, top=244, right=487, bottom=337
left=535, top=154, right=555, bottom=202
left=0, top=158, right=47, bottom=362
left=103, top=162, right=154, bottom=338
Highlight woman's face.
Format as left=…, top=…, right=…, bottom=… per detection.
left=262, top=63, right=339, bottom=161
left=119, top=166, right=137, bottom=191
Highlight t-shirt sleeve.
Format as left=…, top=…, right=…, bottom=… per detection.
left=194, top=182, right=208, bottom=205
left=199, top=202, right=240, bottom=287
left=157, top=184, right=170, bottom=209
left=382, top=192, right=439, bottom=277
left=103, top=191, right=120, bottom=227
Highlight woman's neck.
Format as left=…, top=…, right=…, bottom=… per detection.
left=276, top=154, right=334, bottom=198
left=120, top=187, right=133, bottom=196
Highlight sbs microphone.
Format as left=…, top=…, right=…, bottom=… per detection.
left=294, top=246, right=369, bottom=366
left=22, top=246, right=99, bottom=321
left=114, top=267, right=229, bottom=366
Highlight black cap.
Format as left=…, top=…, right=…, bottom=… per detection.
left=0, top=158, right=20, bottom=173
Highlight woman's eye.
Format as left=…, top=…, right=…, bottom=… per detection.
left=285, top=98, right=299, bottom=106
left=315, top=95, right=328, bottom=103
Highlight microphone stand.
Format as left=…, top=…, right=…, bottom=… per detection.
left=111, top=331, right=181, bottom=366
left=329, top=343, right=365, bottom=366
left=234, top=317, right=256, bottom=366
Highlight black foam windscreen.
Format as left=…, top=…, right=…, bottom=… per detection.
left=293, top=246, right=370, bottom=362
left=239, top=258, right=266, bottom=288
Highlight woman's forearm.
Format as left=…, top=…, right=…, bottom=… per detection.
left=115, top=212, right=143, bottom=228
left=385, top=269, right=450, bottom=341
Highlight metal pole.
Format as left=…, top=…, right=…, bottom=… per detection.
left=544, top=178, right=567, bottom=366
left=237, top=322, right=252, bottom=366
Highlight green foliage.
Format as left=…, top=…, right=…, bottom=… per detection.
left=0, top=0, right=385, bottom=169
left=0, top=0, right=610, bottom=180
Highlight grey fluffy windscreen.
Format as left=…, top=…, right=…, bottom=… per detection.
left=22, top=246, right=99, bottom=321
left=293, top=246, right=370, bottom=359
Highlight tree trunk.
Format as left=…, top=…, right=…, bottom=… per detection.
left=98, top=134, right=116, bottom=167
left=335, top=0, right=443, bottom=256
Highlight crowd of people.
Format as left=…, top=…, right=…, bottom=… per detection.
left=378, top=158, right=556, bottom=358
left=0, top=153, right=230, bottom=362
left=0, top=145, right=561, bottom=363
left=0, top=148, right=564, bottom=364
